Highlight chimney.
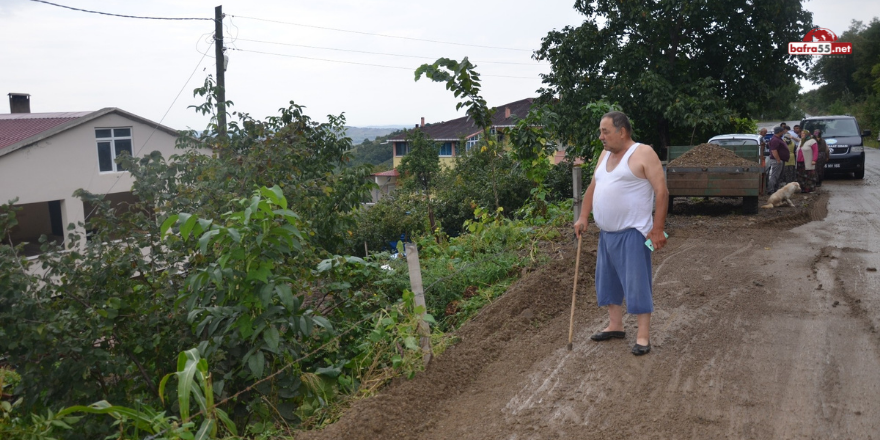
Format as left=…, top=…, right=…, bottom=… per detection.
left=414, top=124, right=419, bottom=128
left=420, top=117, right=425, bottom=127
left=504, top=107, right=510, bottom=118
left=9, top=93, right=31, bottom=113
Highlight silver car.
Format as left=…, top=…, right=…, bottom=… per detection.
left=707, top=133, right=765, bottom=159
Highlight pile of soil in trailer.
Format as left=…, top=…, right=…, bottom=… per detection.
left=667, top=143, right=759, bottom=168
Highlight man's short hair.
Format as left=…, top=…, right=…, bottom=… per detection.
left=601, top=111, right=632, bottom=135
left=773, top=126, right=784, bottom=134
left=794, top=125, right=801, bottom=129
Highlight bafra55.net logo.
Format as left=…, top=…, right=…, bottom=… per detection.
left=789, top=27, right=852, bottom=55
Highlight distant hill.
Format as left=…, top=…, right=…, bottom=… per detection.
left=346, top=128, right=406, bottom=170
left=344, top=126, right=408, bottom=145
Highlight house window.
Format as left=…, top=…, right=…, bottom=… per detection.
left=465, top=134, right=480, bottom=152
left=96, top=128, right=133, bottom=172
left=395, top=142, right=409, bottom=156
left=439, top=142, right=453, bottom=157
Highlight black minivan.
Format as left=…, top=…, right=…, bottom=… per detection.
left=801, top=115, right=872, bottom=179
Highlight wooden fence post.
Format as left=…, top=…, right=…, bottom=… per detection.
left=404, top=242, right=433, bottom=365
left=572, top=165, right=583, bottom=223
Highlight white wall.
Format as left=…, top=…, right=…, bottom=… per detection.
left=0, top=112, right=180, bottom=246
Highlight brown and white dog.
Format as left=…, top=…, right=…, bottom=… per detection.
left=761, top=182, right=800, bottom=208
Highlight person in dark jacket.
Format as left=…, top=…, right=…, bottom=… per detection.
left=813, top=129, right=829, bottom=186
left=767, top=126, right=789, bottom=193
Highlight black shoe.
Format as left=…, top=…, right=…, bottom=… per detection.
left=590, top=331, right=626, bottom=341
left=632, top=342, right=651, bottom=356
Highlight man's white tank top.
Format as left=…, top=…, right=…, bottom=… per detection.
left=592, top=143, right=654, bottom=236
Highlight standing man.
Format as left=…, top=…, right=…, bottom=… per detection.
left=573, top=111, right=668, bottom=356
left=814, top=129, right=829, bottom=186
left=759, top=128, right=772, bottom=161
left=767, top=126, right=789, bottom=193
left=791, top=125, right=803, bottom=145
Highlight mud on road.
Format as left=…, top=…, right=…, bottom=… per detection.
left=302, top=149, right=880, bottom=440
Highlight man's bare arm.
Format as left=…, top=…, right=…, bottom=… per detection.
left=574, top=151, right=606, bottom=237
left=637, top=146, right=668, bottom=251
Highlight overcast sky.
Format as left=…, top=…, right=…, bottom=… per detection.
left=2, top=0, right=878, bottom=133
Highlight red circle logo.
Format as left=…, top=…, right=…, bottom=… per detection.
left=802, top=27, right=838, bottom=42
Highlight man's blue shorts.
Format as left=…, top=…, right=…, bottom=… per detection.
left=595, top=228, right=654, bottom=315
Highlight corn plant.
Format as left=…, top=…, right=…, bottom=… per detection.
left=54, top=348, right=236, bottom=440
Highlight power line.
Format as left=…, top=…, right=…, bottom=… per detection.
left=29, top=0, right=213, bottom=21
left=230, top=15, right=533, bottom=52
left=85, top=42, right=214, bottom=213
left=133, top=42, right=214, bottom=159
left=228, top=48, right=539, bottom=79
left=236, top=38, right=544, bottom=66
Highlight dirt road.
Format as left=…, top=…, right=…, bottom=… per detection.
left=303, top=149, right=880, bottom=440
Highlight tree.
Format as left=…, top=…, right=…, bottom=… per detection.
left=397, top=129, right=441, bottom=234
left=415, top=57, right=508, bottom=209
left=535, top=0, right=814, bottom=148
left=346, top=131, right=402, bottom=170
left=809, top=19, right=880, bottom=98
left=414, top=57, right=494, bottom=130
left=802, top=18, right=880, bottom=137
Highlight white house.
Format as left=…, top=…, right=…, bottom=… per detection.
left=369, top=169, right=399, bottom=203
left=0, top=93, right=182, bottom=254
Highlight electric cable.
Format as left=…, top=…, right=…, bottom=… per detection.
left=231, top=14, right=532, bottom=52
left=84, top=41, right=214, bottom=218
left=224, top=15, right=240, bottom=48
left=228, top=48, right=538, bottom=79
left=29, top=0, right=213, bottom=21
left=235, top=38, right=544, bottom=66
left=196, top=31, right=216, bottom=58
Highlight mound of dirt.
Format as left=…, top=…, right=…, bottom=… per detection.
left=668, top=143, right=760, bottom=168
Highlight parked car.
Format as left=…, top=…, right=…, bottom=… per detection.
left=707, top=134, right=765, bottom=159
left=801, top=115, right=871, bottom=179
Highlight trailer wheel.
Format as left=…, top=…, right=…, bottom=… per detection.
left=743, top=196, right=759, bottom=215
left=668, top=195, right=675, bottom=214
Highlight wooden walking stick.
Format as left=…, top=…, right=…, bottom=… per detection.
left=567, top=233, right=583, bottom=351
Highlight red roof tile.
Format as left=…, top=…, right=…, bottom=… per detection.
left=553, top=150, right=584, bottom=165
left=372, top=169, right=399, bottom=177
left=0, top=112, right=91, bottom=150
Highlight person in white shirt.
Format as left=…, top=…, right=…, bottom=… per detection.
left=790, top=124, right=802, bottom=145
left=574, top=111, right=668, bottom=356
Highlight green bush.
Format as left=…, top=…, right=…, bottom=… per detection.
left=431, top=151, right=532, bottom=237
left=352, top=190, right=432, bottom=256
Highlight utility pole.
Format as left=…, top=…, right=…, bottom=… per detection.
left=214, top=5, right=227, bottom=142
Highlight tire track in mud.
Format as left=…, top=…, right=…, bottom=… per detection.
left=755, top=169, right=880, bottom=438
left=812, top=247, right=880, bottom=346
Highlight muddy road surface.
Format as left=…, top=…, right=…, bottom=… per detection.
left=303, top=149, right=880, bottom=440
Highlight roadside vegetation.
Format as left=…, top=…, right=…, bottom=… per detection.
left=0, top=68, right=597, bottom=439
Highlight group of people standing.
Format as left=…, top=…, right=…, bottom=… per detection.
left=760, top=122, right=829, bottom=194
